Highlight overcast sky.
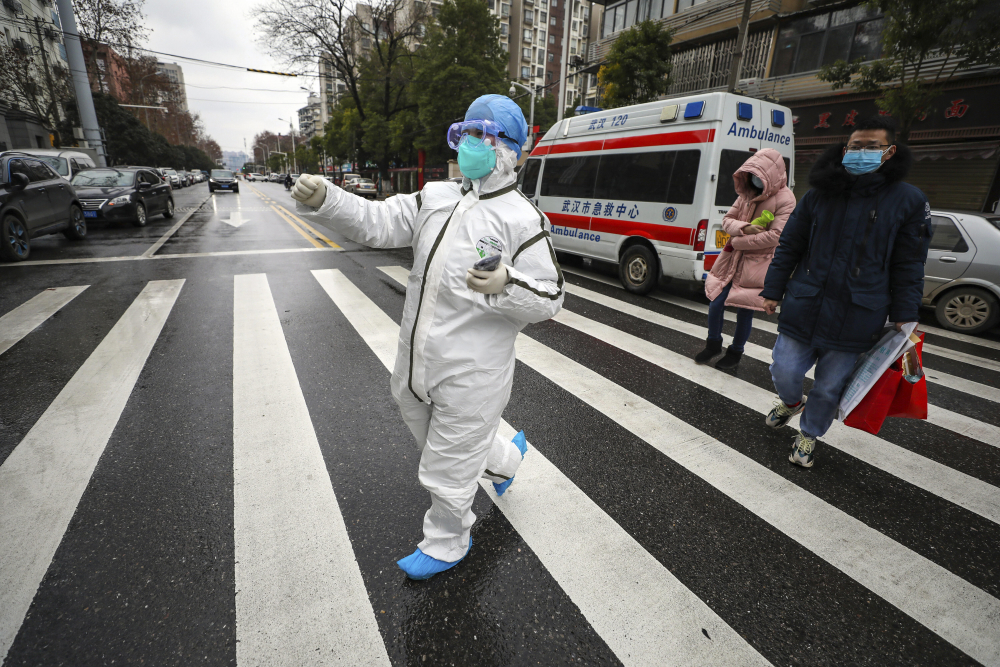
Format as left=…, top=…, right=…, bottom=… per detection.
left=142, top=0, right=314, bottom=157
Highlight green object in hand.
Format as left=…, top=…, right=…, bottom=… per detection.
left=750, top=210, right=774, bottom=227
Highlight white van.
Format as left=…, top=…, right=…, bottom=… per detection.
left=518, top=92, right=795, bottom=294
left=15, top=148, right=97, bottom=181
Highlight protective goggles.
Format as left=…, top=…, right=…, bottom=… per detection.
left=447, top=120, right=506, bottom=150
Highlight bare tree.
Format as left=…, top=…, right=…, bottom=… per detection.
left=253, top=0, right=427, bottom=173
left=0, top=40, right=73, bottom=141
left=74, top=0, right=150, bottom=93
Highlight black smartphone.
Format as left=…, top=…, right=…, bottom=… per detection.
left=473, top=254, right=502, bottom=272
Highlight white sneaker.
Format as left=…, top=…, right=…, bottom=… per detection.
left=788, top=431, right=816, bottom=468
left=765, top=397, right=806, bottom=429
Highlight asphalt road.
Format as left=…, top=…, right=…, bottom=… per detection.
left=1, top=180, right=998, bottom=666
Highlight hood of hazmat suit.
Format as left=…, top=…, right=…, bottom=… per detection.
left=296, top=94, right=563, bottom=563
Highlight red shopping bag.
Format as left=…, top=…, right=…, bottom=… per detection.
left=844, top=333, right=927, bottom=434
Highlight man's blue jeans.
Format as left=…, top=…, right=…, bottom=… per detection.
left=707, top=283, right=754, bottom=353
left=770, top=334, right=860, bottom=439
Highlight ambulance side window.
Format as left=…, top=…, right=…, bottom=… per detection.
left=520, top=158, right=542, bottom=197
left=666, top=150, right=700, bottom=205
left=539, top=155, right=600, bottom=198
left=715, top=149, right=754, bottom=206
left=593, top=151, right=675, bottom=203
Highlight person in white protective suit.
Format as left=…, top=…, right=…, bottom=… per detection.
left=291, top=94, right=564, bottom=580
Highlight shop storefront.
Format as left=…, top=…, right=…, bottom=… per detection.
left=788, top=79, right=1000, bottom=212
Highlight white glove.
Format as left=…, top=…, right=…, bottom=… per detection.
left=466, top=264, right=509, bottom=295
left=291, top=174, right=328, bottom=208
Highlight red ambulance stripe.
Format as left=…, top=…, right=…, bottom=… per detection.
left=530, top=128, right=715, bottom=157
left=548, top=212, right=693, bottom=246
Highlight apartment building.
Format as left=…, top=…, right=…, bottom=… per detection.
left=298, top=94, right=322, bottom=140
left=490, top=0, right=602, bottom=110
left=155, top=61, right=189, bottom=112
left=0, top=0, right=72, bottom=149
left=591, top=0, right=1000, bottom=211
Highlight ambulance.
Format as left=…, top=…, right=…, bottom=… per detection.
left=518, top=92, right=795, bottom=294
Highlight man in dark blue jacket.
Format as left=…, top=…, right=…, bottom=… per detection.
left=760, top=116, right=931, bottom=468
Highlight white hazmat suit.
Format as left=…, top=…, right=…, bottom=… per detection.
left=296, top=142, right=564, bottom=563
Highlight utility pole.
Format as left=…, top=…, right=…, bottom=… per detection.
left=726, top=0, right=754, bottom=94
left=556, top=0, right=573, bottom=122
left=55, top=0, right=107, bottom=165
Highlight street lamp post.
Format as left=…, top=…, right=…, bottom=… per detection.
left=509, top=81, right=536, bottom=152
left=279, top=117, right=299, bottom=174
left=254, top=144, right=269, bottom=175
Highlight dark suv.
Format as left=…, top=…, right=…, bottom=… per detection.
left=208, top=169, right=239, bottom=193
left=71, top=167, right=175, bottom=227
left=1, top=151, right=86, bottom=261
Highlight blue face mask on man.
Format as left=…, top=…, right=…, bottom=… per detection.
left=842, top=147, right=890, bottom=175
left=456, top=136, right=497, bottom=180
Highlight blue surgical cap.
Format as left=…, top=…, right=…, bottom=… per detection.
left=465, top=94, right=529, bottom=159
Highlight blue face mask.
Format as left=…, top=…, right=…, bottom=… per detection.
left=842, top=149, right=888, bottom=175
left=457, top=136, right=496, bottom=180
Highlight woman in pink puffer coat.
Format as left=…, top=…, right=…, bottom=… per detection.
left=694, top=148, right=795, bottom=370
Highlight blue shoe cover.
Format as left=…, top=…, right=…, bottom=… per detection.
left=397, top=538, right=472, bottom=581
left=493, top=431, right=528, bottom=497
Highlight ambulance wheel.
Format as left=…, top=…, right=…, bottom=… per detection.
left=619, top=244, right=658, bottom=295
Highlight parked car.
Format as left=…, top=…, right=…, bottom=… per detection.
left=14, top=148, right=97, bottom=182
left=345, top=177, right=377, bottom=199
left=71, top=167, right=175, bottom=228
left=208, top=169, right=239, bottom=193
left=247, top=172, right=264, bottom=182
left=923, top=210, right=1000, bottom=335
left=0, top=151, right=86, bottom=261
left=162, top=168, right=181, bottom=188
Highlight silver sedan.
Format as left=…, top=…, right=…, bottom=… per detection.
left=923, top=210, right=1000, bottom=335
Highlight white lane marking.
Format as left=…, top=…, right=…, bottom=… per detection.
left=141, top=194, right=211, bottom=257
left=233, top=274, right=389, bottom=667
left=0, top=280, right=184, bottom=663
left=317, top=267, right=771, bottom=667
left=0, top=286, right=88, bottom=356
left=564, top=265, right=1000, bottom=352
left=563, top=266, right=1000, bottom=383
left=222, top=212, right=251, bottom=228
left=512, top=333, right=1000, bottom=667
left=1, top=247, right=339, bottom=267
left=553, top=308, right=1000, bottom=525
left=566, top=282, right=1000, bottom=447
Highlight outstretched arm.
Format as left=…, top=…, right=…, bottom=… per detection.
left=294, top=175, right=420, bottom=248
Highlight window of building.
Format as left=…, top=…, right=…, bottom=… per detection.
left=524, top=28, right=532, bottom=40
left=541, top=11, right=547, bottom=22
left=523, top=47, right=532, bottom=59
left=539, top=30, right=546, bottom=41
left=502, top=41, right=509, bottom=51
left=572, top=20, right=578, bottom=32
left=551, top=0, right=556, bottom=6
left=549, top=34, right=555, bottom=43
left=550, top=16, right=556, bottom=25
left=524, top=9, right=533, bottom=22
left=772, top=7, right=883, bottom=76
left=501, top=23, right=508, bottom=34
left=537, top=49, right=545, bottom=64
left=677, top=0, right=709, bottom=10
left=521, top=66, right=531, bottom=78
left=501, top=3, right=509, bottom=14
left=548, top=52, right=554, bottom=62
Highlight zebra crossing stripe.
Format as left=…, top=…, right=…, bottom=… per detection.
left=316, top=267, right=770, bottom=667
left=0, top=280, right=184, bottom=664
left=512, top=333, right=1000, bottom=666
left=564, top=282, right=1000, bottom=447
left=563, top=267, right=1000, bottom=403
left=232, top=274, right=390, bottom=667
left=552, top=308, right=1000, bottom=525
left=0, top=286, right=88, bottom=356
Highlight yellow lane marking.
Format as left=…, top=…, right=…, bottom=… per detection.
left=269, top=205, right=323, bottom=248
left=274, top=205, right=342, bottom=249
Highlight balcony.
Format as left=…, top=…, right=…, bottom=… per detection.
left=2, top=0, right=23, bottom=13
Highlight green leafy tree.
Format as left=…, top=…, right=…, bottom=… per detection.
left=818, top=0, right=1000, bottom=141
left=412, top=0, right=509, bottom=163
left=597, top=20, right=674, bottom=109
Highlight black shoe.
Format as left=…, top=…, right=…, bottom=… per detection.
left=714, top=347, right=742, bottom=370
left=694, top=339, right=723, bottom=364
